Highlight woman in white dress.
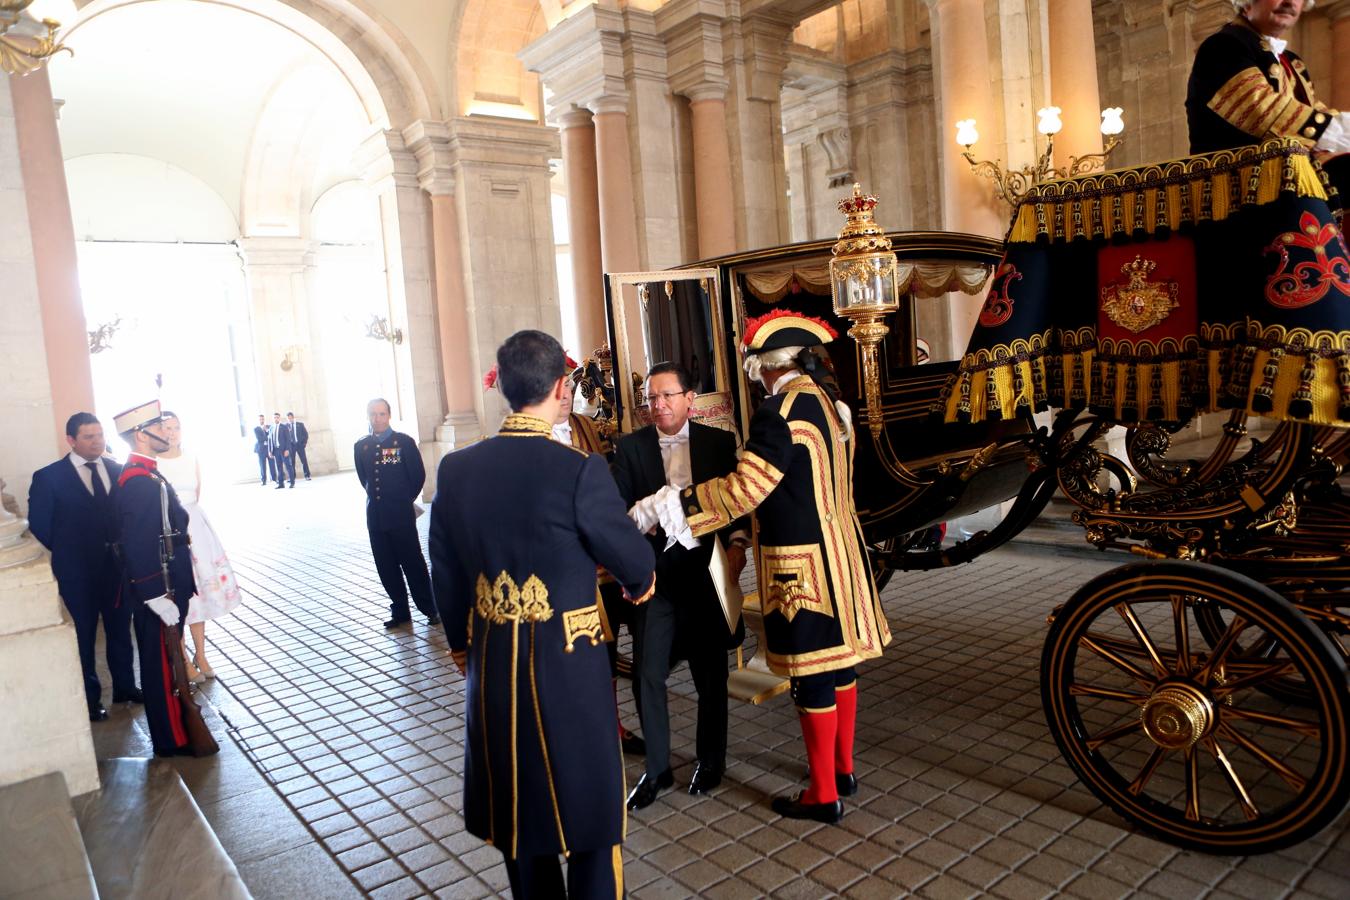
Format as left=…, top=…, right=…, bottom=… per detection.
left=157, top=413, right=241, bottom=682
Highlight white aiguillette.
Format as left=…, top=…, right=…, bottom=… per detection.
left=707, top=539, right=744, bottom=634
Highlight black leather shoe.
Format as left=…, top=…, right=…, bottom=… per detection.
left=837, top=772, right=858, bottom=797
left=274, top=484, right=284, bottom=490
left=688, top=762, right=722, bottom=795
left=626, top=769, right=674, bottom=810
left=426, top=614, right=441, bottom=626
left=88, top=705, right=108, bottom=722
left=384, top=617, right=412, bottom=630
left=771, top=793, right=844, bottom=823
left=620, top=729, right=646, bottom=756
left=112, top=688, right=144, bottom=704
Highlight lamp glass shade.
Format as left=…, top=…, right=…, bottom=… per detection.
left=830, top=253, right=900, bottom=316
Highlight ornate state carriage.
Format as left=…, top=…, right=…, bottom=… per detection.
left=596, top=138, right=1349, bottom=854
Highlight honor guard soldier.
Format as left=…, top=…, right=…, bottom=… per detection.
left=630, top=311, right=891, bottom=824
left=431, top=330, right=656, bottom=900
left=355, top=398, right=438, bottom=629
left=112, top=400, right=199, bottom=757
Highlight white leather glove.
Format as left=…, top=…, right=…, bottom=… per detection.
left=628, top=495, right=660, bottom=534
left=145, top=596, right=180, bottom=627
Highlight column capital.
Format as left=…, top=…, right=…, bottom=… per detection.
left=354, top=129, right=420, bottom=192
left=519, top=4, right=631, bottom=124
left=739, top=12, right=797, bottom=102
left=558, top=106, right=595, bottom=130
left=587, top=94, right=631, bottom=116
left=447, top=116, right=560, bottom=170
left=236, top=236, right=317, bottom=270
left=655, top=0, right=730, bottom=101
left=402, top=119, right=456, bottom=196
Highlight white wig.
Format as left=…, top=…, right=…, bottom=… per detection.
left=1231, top=0, right=1313, bottom=11
left=743, top=345, right=802, bottom=387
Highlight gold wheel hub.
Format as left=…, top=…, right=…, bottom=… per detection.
left=1140, top=683, right=1215, bottom=751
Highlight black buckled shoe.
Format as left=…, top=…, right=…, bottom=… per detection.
left=426, top=614, right=441, bottom=626
left=620, top=729, right=646, bottom=756
left=836, top=772, right=858, bottom=797
left=688, top=762, right=723, bottom=795
left=384, top=616, right=412, bottom=630
left=771, top=792, right=844, bottom=824
left=626, top=769, right=673, bottom=810
left=112, top=688, right=144, bottom=704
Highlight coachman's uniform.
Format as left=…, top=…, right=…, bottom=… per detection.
left=354, top=429, right=436, bottom=623
left=429, top=413, right=655, bottom=899
left=116, top=453, right=196, bottom=756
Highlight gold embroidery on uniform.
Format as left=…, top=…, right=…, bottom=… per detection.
left=476, top=572, right=554, bottom=624
left=760, top=544, right=831, bottom=622
left=478, top=621, right=495, bottom=844
left=562, top=605, right=606, bottom=652
left=498, top=413, right=553, bottom=436
left=529, top=622, right=568, bottom=854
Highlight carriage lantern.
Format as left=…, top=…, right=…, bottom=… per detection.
left=830, top=183, right=900, bottom=439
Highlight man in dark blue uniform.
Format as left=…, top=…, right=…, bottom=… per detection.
left=28, top=412, right=138, bottom=720
left=111, top=400, right=199, bottom=757
left=270, top=411, right=296, bottom=489
left=430, top=330, right=656, bottom=900
left=288, top=412, right=311, bottom=480
left=355, top=398, right=437, bottom=629
left=252, top=414, right=271, bottom=485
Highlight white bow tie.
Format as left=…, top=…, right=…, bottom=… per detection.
left=658, top=433, right=687, bottom=448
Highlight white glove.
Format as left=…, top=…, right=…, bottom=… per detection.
left=145, top=596, right=180, bottom=627
left=1315, top=114, right=1350, bottom=155
left=628, top=495, right=660, bottom=533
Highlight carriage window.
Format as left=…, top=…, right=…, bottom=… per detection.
left=638, top=279, right=716, bottom=392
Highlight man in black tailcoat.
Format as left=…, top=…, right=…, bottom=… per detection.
left=112, top=400, right=199, bottom=757
left=252, top=414, right=272, bottom=485
left=354, top=398, right=437, bottom=629
left=28, top=412, right=138, bottom=721
left=611, top=361, right=748, bottom=810
left=430, top=330, right=656, bottom=900
left=288, top=412, right=311, bottom=480
left=270, top=411, right=295, bottom=489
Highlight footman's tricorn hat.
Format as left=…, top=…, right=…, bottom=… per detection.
left=741, top=310, right=838, bottom=354
left=112, top=399, right=163, bottom=435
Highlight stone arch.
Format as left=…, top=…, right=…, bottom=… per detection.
left=451, top=0, right=548, bottom=120
left=68, top=0, right=442, bottom=128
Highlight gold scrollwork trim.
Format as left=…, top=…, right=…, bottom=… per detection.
left=475, top=572, right=553, bottom=624
left=561, top=605, right=606, bottom=653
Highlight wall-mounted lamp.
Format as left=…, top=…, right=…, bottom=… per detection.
left=365, top=315, right=404, bottom=345
left=956, top=106, right=1125, bottom=206
left=0, top=1, right=71, bottom=76
left=280, top=346, right=300, bottom=371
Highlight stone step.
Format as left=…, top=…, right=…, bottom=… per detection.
left=71, top=759, right=250, bottom=900
left=0, top=771, right=98, bottom=900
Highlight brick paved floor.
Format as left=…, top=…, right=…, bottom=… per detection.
left=111, top=474, right=1350, bottom=898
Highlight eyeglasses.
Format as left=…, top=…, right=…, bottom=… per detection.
left=649, top=390, right=692, bottom=403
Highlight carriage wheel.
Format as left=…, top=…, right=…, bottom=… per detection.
left=1042, top=561, right=1350, bottom=854
left=1192, top=600, right=1315, bottom=707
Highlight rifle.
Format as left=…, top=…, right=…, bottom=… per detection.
left=156, top=475, right=219, bottom=758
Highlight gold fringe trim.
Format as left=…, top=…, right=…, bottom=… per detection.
left=1008, top=139, right=1327, bottom=244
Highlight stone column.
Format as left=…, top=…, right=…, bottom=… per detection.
left=688, top=87, right=737, bottom=259
left=403, top=121, right=481, bottom=451
left=558, top=108, right=607, bottom=354
left=591, top=97, right=643, bottom=276
left=1331, top=3, right=1350, bottom=110
left=727, top=12, right=796, bottom=250
left=1047, top=0, right=1104, bottom=166
left=927, top=0, right=1006, bottom=353
left=0, top=479, right=98, bottom=797
left=8, top=65, right=94, bottom=453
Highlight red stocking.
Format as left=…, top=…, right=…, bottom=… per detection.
left=799, top=709, right=838, bottom=804
left=835, top=682, right=857, bottom=777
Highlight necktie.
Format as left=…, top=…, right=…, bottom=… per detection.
left=86, top=461, right=108, bottom=501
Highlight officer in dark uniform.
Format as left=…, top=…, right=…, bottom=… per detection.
left=355, top=398, right=438, bottom=629
left=430, top=330, right=656, bottom=900
left=252, top=414, right=271, bottom=485
left=112, top=400, right=198, bottom=757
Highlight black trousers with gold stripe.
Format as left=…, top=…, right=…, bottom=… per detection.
left=502, top=845, right=623, bottom=900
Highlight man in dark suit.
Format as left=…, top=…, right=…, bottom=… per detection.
left=252, top=414, right=271, bottom=485
left=288, top=412, right=311, bottom=480
left=112, top=400, right=200, bottom=757
left=611, top=362, right=749, bottom=810
left=269, top=411, right=295, bottom=488
left=430, top=329, right=655, bottom=899
left=28, top=412, right=140, bottom=721
left=355, top=398, right=437, bottom=628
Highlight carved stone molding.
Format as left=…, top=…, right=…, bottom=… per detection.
left=402, top=120, right=455, bottom=197
left=818, top=126, right=853, bottom=188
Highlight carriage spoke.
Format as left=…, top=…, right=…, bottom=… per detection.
left=1218, top=722, right=1308, bottom=791
left=1128, top=746, right=1167, bottom=796
left=1082, top=635, right=1157, bottom=686
left=1203, top=737, right=1260, bottom=820
left=1184, top=748, right=1201, bottom=821
left=1173, top=595, right=1192, bottom=676
left=1210, top=659, right=1299, bottom=698
left=1068, top=683, right=1149, bottom=704
left=1196, top=613, right=1251, bottom=684
left=1223, top=706, right=1322, bottom=738
left=1115, top=603, right=1170, bottom=677
left=1086, top=718, right=1143, bottom=751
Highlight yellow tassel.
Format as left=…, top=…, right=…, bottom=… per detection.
left=1207, top=350, right=1223, bottom=411
left=991, top=365, right=1017, bottom=417
left=1289, top=155, right=1326, bottom=200
left=1081, top=349, right=1095, bottom=405
left=1161, top=360, right=1181, bottom=420
left=1010, top=204, right=1038, bottom=243
left=1211, top=173, right=1230, bottom=221
left=1255, top=157, right=1284, bottom=205
left=1165, top=184, right=1182, bottom=231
